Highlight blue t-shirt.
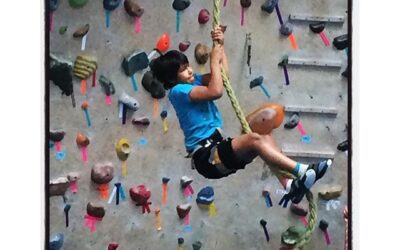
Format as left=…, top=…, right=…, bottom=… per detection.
left=169, top=74, right=223, bottom=151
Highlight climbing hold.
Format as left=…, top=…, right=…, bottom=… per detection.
left=129, top=185, right=152, bottom=213
left=115, top=138, right=131, bottom=161
left=141, top=71, right=166, bottom=99
left=49, top=0, right=60, bottom=11
left=108, top=242, right=119, bottom=250
left=103, top=0, right=121, bottom=11
left=73, top=24, right=89, bottom=38
left=68, top=0, right=88, bottom=8
left=49, top=177, right=70, bottom=196
left=180, top=176, right=193, bottom=188
left=132, top=116, right=150, bottom=126
left=318, top=185, right=343, bottom=200
left=86, top=202, right=106, bottom=218
left=162, top=177, right=170, bottom=183
left=49, top=130, right=65, bottom=142
left=118, top=92, right=140, bottom=111
left=155, top=33, right=171, bottom=53
left=261, top=0, right=278, bottom=13
left=196, top=186, right=214, bottom=205
left=337, top=139, right=348, bottom=151
left=73, top=55, right=97, bottom=79
left=176, top=204, right=192, bottom=219
left=160, top=110, right=167, bottom=119
left=179, top=41, right=191, bottom=52
left=99, top=75, right=116, bottom=96
left=246, top=103, right=285, bottom=134
left=333, top=34, right=348, bottom=50
left=75, top=132, right=90, bottom=146
left=49, top=233, right=64, bottom=250
left=319, top=219, right=332, bottom=245
left=280, top=21, right=293, bottom=36
left=284, top=112, right=299, bottom=129
left=259, top=219, right=270, bottom=242
left=172, top=0, right=191, bottom=11
left=198, top=9, right=210, bottom=24
left=122, top=51, right=149, bottom=76
left=290, top=203, right=308, bottom=216
left=281, top=225, right=307, bottom=246
left=194, top=43, right=211, bottom=65
left=192, top=241, right=202, bottom=250
left=67, top=172, right=80, bottom=182
left=124, top=0, right=144, bottom=17
left=49, top=58, right=73, bottom=96
left=59, top=26, right=68, bottom=35
left=91, top=162, right=114, bottom=184
left=240, top=0, right=251, bottom=8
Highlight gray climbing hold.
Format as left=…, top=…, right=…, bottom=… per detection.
left=280, top=21, right=293, bottom=36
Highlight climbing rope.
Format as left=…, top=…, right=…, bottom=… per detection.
left=212, top=0, right=316, bottom=248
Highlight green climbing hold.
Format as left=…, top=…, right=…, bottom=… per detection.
left=69, top=0, right=88, bottom=8
left=281, top=225, right=307, bottom=246
left=59, top=26, right=68, bottom=35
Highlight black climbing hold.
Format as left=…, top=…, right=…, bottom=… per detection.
left=103, top=0, right=121, bottom=11
left=261, top=0, right=278, bottom=14
left=333, top=34, right=348, bottom=50
left=49, top=130, right=65, bottom=142
left=162, top=177, right=170, bottom=183
left=309, top=22, right=326, bottom=33
left=172, top=0, right=191, bottom=11
left=160, top=110, right=168, bottom=119
left=240, top=0, right=252, bottom=8
left=49, top=62, right=73, bottom=96
left=337, top=139, right=348, bottom=151
left=319, top=219, right=329, bottom=231
left=142, top=71, right=166, bottom=99
left=250, top=76, right=263, bottom=89
left=178, top=237, right=184, bottom=244
left=284, top=113, right=299, bottom=129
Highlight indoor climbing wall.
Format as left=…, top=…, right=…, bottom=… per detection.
left=49, top=0, right=349, bottom=249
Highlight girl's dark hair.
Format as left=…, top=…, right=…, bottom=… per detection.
left=151, top=50, right=189, bottom=89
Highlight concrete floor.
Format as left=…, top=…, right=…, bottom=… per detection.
left=49, top=0, right=348, bottom=249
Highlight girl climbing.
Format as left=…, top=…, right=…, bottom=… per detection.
left=151, top=25, right=332, bottom=206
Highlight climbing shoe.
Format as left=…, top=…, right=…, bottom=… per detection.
left=279, top=170, right=316, bottom=207
left=306, top=159, right=332, bottom=182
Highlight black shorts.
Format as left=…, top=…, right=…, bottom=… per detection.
left=191, top=130, right=248, bottom=179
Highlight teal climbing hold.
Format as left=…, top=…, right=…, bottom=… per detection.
left=69, top=0, right=89, bottom=8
